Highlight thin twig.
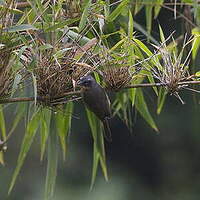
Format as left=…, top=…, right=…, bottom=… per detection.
left=0, top=90, right=82, bottom=104
left=125, top=80, right=200, bottom=89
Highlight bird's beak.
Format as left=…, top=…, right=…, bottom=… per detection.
left=76, top=79, right=83, bottom=86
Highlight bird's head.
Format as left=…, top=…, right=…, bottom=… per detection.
left=77, top=75, right=95, bottom=88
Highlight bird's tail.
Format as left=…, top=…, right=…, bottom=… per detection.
left=102, top=118, right=112, bottom=142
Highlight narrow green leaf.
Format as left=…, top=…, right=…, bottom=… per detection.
left=9, top=109, right=41, bottom=194
left=128, top=10, right=134, bottom=40
left=0, top=105, right=6, bottom=140
left=135, top=89, right=158, bottom=132
left=40, top=109, right=51, bottom=161
left=157, top=87, right=167, bottom=115
left=3, top=24, right=37, bottom=33
left=129, top=88, right=136, bottom=106
left=147, top=72, right=158, bottom=95
left=145, top=4, right=153, bottom=37
left=79, top=0, right=92, bottom=31
left=90, top=144, right=100, bottom=190
left=86, top=109, right=108, bottom=185
left=56, top=102, right=74, bottom=159
left=31, top=73, right=37, bottom=105
left=45, top=18, right=79, bottom=32
left=195, top=71, right=200, bottom=77
left=158, top=24, right=165, bottom=43
left=8, top=103, right=25, bottom=137
left=133, top=38, right=153, bottom=56
left=107, top=0, right=129, bottom=22
left=98, top=125, right=108, bottom=182
left=86, top=109, right=97, bottom=141
left=0, top=152, right=4, bottom=165
left=11, top=73, right=22, bottom=97
left=0, top=105, right=6, bottom=165
left=44, top=112, right=59, bottom=200
left=192, top=28, right=200, bottom=60
left=154, top=0, right=164, bottom=18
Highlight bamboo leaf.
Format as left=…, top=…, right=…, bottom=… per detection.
left=86, top=109, right=108, bottom=186
left=129, top=88, right=136, bottom=106
left=9, top=109, right=41, bottom=194
left=107, top=0, right=129, bottom=22
left=40, top=109, right=51, bottom=161
left=44, top=112, right=59, bottom=200
left=90, top=144, right=100, bottom=190
left=8, top=103, right=25, bottom=137
left=192, top=28, right=200, bottom=60
left=157, top=87, right=167, bottom=115
left=145, top=3, right=153, bottom=37
left=128, top=10, right=134, bottom=40
left=154, top=0, right=164, bottom=18
left=3, top=24, right=37, bottom=33
left=45, top=18, right=79, bottom=32
left=158, top=24, right=165, bottom=43
left=135, top=89, right=158, bottom=132
left=56, top=102, right=73, bottom=159
left=0, top=105, right=6, bottom=140
left=79, top=0, right=92, bottom=31
left=133, top=38, right=153, bottom=56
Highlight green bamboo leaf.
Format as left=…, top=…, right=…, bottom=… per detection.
left=98, top=126, right=108, bottom=182
left=8, top=103, right=25, bottom=137
left=129, top=88, right=136, bottom=106
left=11, top=73, right=22, bottom=97
left=56, top=102, right=74, bottom=159
left=0, top=152, right=4, bottom=165
left=45, top=18, right=79, bottom=32
left=3, top=24, right=37, bottom=33
left=40, top=109, right=51, bottom=161
left=107, top=0, right=129, bottom=22
left=0, top=105, right=6, bottom=140
left=0, top=105, right=6, bottom=165
left=146, top=71, right=158, bottom=95
left=135, top=89, right=158, bottom=132
left=31, top=73, right=37, bottom=105
left=44, top=112, right=59, bottom=200
left=154, top=0, right=164, bottom=18
left=133, top=38, right=153, bottom=56
left=90, top=144, right=100, bottom=190
left=86, top=109, right=97, bottom=141
left=86, top=109, right=108, bottom=186
left=145, top=3, right=153, bottom=36
left=128, top=10, right=134, bottom=40
left=79, top=0, right=92, bottom=31
left=134, top=0, right=143, bottom=15
left=9, top=109, right=41, bottom=194
left=195, top=71, right=200, bottom=77
left=157, top=87, right=167, bottom=115
left=192, top=28, right=200, bottom=60
left=158, top=24, right=165, bottom=43
left=109, top=38, right=125, bottom=52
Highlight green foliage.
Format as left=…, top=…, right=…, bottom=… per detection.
left=86, top=109, right=108, bottom=189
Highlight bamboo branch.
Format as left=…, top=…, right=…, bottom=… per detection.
left=1, top=81, right=200, bottom=104
left=124, top=80, right=200, bottom=89
left=0, top=90, right=82, bottom=104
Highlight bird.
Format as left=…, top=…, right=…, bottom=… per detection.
left=78, top=75, right=112, bottom=141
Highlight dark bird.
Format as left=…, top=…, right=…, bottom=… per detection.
left=78, top=75, right=112, bottom=140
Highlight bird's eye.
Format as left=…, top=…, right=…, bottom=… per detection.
left=84, top=80, right=91, bottom=86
